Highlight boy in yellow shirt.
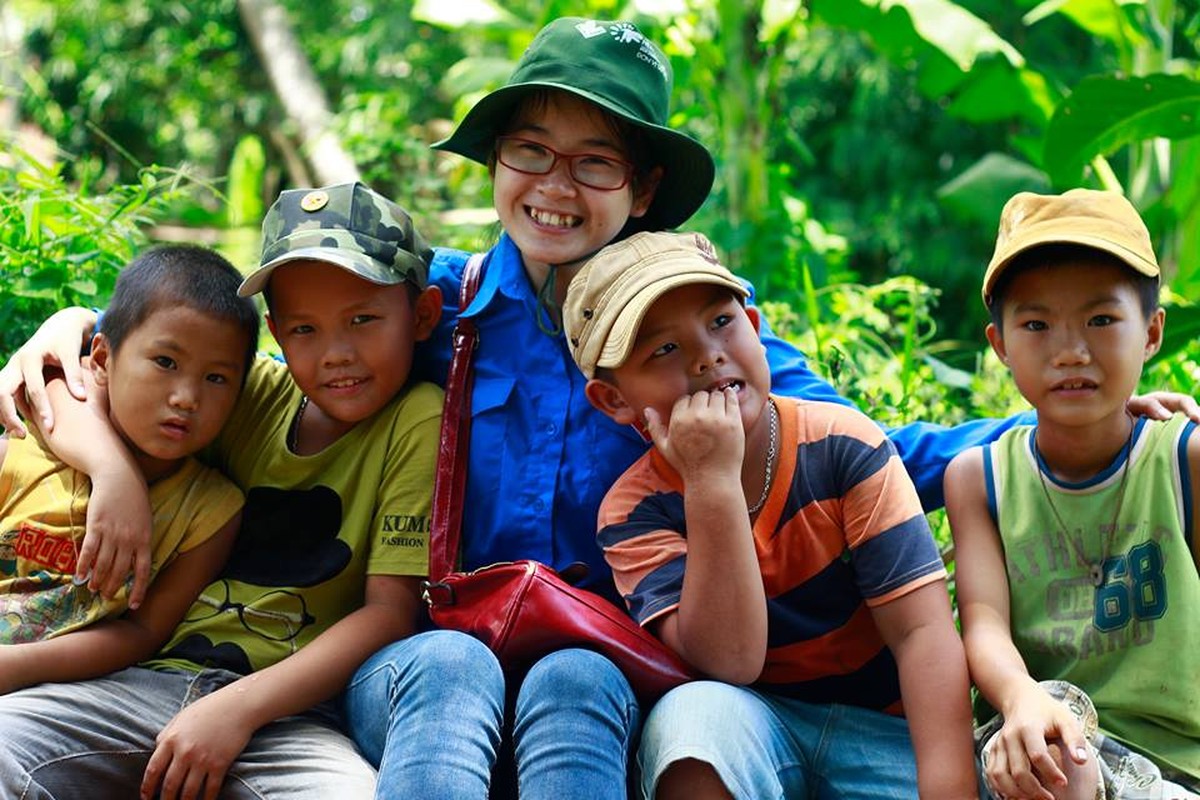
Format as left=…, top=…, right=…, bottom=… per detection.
left=0, top=182, right=444, bottom=798
left=0, top=244, right=254, bottom=681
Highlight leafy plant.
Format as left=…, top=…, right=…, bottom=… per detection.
left=0, top=152, right=189, bottom=359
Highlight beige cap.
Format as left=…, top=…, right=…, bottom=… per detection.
left=564, top=231, right=749, bottom=379
left=983, top=188, right=1159, bottom=305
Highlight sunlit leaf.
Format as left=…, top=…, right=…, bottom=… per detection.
left=937, top=152, right=1050, bottom=225
left=1155, top=305, right=1200, bottom=363
left=1024, top=0, right=1146, bottom=48
left=925, top=354, right=973, bottom=389
left=945, top=63, right=1052, bottom=125
left=811, top=0, right=1032, bottom=120
left=1044, top=74, right=1200, bottom=187
left=811, top=0, right=1023, bottom=74
left=438, top=56, right=516, bottom=98
left=413, top=0, right=519, bottom=28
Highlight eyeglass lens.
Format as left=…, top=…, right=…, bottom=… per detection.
left=496, top=137, right=631, bottom=191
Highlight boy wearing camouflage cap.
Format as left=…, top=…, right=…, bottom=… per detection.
left=566, top=231, right=978, bottom=799
left=947, top=189, right=1200, bottom=799
left=0, top=181, right=444, bottom=797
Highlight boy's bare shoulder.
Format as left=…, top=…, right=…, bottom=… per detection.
left=945, top=445, right=986, bottom=499
left=1185, top=418, right=1200, bottom=464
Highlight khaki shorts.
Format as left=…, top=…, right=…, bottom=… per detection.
left=976, top=681, right=1199, bottom=800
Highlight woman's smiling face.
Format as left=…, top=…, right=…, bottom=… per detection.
left=492, top=91, right=657, bottom=278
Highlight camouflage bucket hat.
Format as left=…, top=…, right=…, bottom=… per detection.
left=432, top=17, right=715, bottom=232
left=239, top=181, right=432, bottom=297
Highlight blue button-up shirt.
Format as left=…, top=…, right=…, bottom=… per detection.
left=417, top=233, right=1024, bottom=592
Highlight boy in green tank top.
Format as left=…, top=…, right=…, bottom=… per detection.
left=945, top=189, right=1200, bottom=800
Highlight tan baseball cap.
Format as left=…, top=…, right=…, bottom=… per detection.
left=564, top=231, right=749, bottom=379
left=983, top=188, right=1159, bottom=305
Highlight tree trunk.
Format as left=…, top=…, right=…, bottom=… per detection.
left=0, top=3, right=23, bottom=140
left=236, top=0, right=361, bottom=186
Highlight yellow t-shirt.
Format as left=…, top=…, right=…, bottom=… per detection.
left=147, top=357, right=442, bottom=675
left=0, top=431, right=244, bottom=643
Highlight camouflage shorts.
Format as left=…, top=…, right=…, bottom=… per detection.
left=975, top=681, right=1199, bottom=800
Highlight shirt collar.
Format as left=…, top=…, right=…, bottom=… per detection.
left=461, top=233, right=533, bottom=318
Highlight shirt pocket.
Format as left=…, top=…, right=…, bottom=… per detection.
left=467, top=376, right=517, bottom=504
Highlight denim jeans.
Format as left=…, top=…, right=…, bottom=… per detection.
left=344, top=630, right=640, bottom=800
left=0, top=666, right=376, bottom=799
left=639, top=680, right=918, bottom=800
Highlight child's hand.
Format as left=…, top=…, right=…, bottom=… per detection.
left=1128, top=391, right=1200, bottom=422
left=0, top=307, right=97, bottom=438
left=141, top=690, right=254, bottom=800
left=644, top=387, right=745, bottom=485
left=985, top=688, right=1091, bottom=800
left=79, top=468, right=153, bottom=609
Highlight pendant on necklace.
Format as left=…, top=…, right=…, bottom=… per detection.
left=1090, top=563, right=1105, bottom=587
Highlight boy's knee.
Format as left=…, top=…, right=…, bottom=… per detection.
left=656, top=758, right=733, bottom=800
left=645, top=681, right=751, bottom=735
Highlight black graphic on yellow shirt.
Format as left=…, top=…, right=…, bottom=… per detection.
left=157, top=485, right=350, bottom=673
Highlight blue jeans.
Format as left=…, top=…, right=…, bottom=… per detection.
left=639, top=680, right=917, bottom=800
left=344, top=631, right=639, bottom=800
left=0, top=666, right=375, bottom=799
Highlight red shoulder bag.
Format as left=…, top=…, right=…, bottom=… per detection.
left=420, top=253, right=696, bottom=702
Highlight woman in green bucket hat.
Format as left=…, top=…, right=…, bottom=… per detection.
left=344, top=18, right=720, bottom=799
left=340, top=15, right=1028, bottom=799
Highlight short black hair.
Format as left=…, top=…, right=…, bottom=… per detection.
left=102, top=245, right=260, bottom=380
left=986, top=243, right=1160, bottom=330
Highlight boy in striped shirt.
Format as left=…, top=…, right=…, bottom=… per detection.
left=564, top=231, right=978, bottom=799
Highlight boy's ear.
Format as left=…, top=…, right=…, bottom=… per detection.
left=1144, top=307, right=1165, bottom=360
left=412, top=285, right=443, bottom=342
left=584, top=377, right=640, bottom=426
left=628, top=166, right=664, bottom=219
left=744, top=304, right=762, bottom=335
left=265, top=312, right=279, bottom=346
left=985, top=322, right=1009, bottom=365
left=89, top=333, right=112, bottom=387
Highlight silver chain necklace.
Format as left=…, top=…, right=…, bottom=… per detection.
left=288, top=395, right=310, bottom=451
left=748, top=399, right=778, bottom=516
left=1035, top=415, right=1134, bottom=587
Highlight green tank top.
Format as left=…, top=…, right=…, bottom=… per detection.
left=984, top=415, right=1200, bottom=780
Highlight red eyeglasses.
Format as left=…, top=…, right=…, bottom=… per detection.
left=495, top=136, right=634, bottom=191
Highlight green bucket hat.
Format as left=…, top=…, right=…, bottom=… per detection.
left=239, top=181, right=432, bottom=297
left=432, top=17, right=715, bottom=232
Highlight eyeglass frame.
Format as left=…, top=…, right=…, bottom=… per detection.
left=494, top=136, right=636, bottom=191
left=184, top=578, right=316, bottom=643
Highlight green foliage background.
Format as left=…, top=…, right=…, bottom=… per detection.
left=4, top=0, right=1200, bottom=556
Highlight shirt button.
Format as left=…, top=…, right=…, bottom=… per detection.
left=534, top=499, right=546, bottom=512
left=546, top=423, right=558, bottom=435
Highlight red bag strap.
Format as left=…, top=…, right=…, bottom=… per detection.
left=429, top=252, right=485, bottom=581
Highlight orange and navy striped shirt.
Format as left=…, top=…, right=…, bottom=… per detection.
left=597, top=395, right=946, bottom=715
